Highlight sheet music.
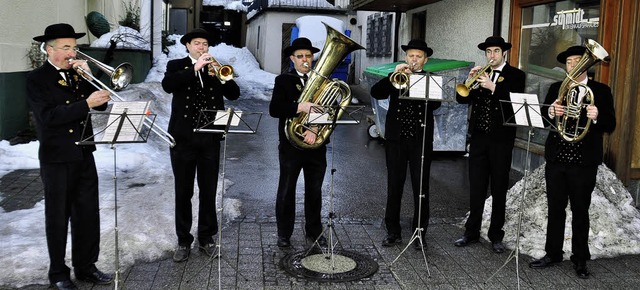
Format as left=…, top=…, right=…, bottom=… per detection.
left=407, top=74, right=443, bottom=100
left=408, top=74, right=427, bottom=99
left=510, top=93, right=545, bottom=128
left=102, top=101, right=151, bottom=142
left=214, top=110, right=242, bottom=126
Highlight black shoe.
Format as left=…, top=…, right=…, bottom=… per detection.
left=75, top=269, right=114, bottom=285
left=454, top=235, right=479, bottom=247
left=172, top=245, right=190, bottom=262
left=277, top=236, right=291, bottom=248
left=492, top=241, right=505, bottom=253
left=529, top=255, right=561, bottom=269
left=413, top=238, right=426, bottom=251
left=382, top=235, right=402, bottom=247
left=199, top=242, right=217, bottom=257
left=574, top=262, right=590, bottom=279
left=50, top=280, right=78, bottom=290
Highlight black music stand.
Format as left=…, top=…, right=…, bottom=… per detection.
left=77, top=101, right=154, bottom=290
left=483, top=93, right=555, bottom=289
left=185, top=108, right=262, bottom=290
left=300, top=104, right=364, bottom=274
left=388, top=72, right=457, bottom=275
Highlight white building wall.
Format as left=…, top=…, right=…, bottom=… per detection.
left=246, top=11, right=350, bottom=74
left=420, top=0, right=508, bottom=67
left=0, top=0, right=89, bottom=72
left=354, top=11, right=395, bottom=83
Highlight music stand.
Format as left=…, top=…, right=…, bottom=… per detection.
left=301, top=104, right=364, bottom=274
left=77, top=101, right=153, bottom=290
left=388, top=72, right=457, bottom=275
left=186, top=108, right=262, bottom=290
left=483, top=93, right=555, bottom=289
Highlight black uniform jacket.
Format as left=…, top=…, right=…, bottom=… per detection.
left=162, top=56, right=240, bottom=142
left=370, top=72, right=441, bottom=140
left=541, top=80, right=616, bottom=166
left=27, top=61, right=107, bottom=163
left=456, top=62, right=525, bottom=140
left=269, top=69, right=311, bottom=144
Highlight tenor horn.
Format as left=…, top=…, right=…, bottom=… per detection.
left=555, top=39, right=610, bottom=142
left=284, top=23, right=364, bottom=150
left=71, top=50, right=177, bottom=147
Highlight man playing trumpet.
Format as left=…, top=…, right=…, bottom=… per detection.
left=371, top=39, right=441, bottom=250
left=454, top=36, right=525, bottom=253
left=162, top=28, right=240, bottom=262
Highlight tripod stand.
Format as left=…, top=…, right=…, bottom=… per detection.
left=185, top=108, right=262, bottom=290
left=302, top=104, right=364, bottom=274
left=484, top=97, right=548, bottom=289
left=77, top=105, right=153, bottom=290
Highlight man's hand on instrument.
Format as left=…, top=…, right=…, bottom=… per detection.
left=86, top=90, right=110, bottom=108
left=394, top=63, right=412, bottom=74
left=195, top=53, right=213, bottom=72
left=297, top=101, right=314, bottom=114
left=586, top=105, right=598, bottom=121
left=477, top=73, right=496, bottom=92
left=69, top=59, right=91, bottom=75
left=302, top=127, right=318, bottom=144
left=549, top=100, right=564, bottom=117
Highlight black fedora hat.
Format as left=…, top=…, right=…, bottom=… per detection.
left=283, top=37, right=320, bottom=56
left=180, top=28, right=213, bottom=45
left=477, top=36, right=512, bottom=51
left=556, top=46, right=587, bottom=64
left=33, top=23, right=86, bottom=42
left=401, top=39, right=433, bottom=57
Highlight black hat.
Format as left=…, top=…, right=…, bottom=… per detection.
left=283, top=37, right=320, bottom=56
left=33, top=23, right=86, bottom=42
left=180, top=28, right=213, bottom=45
left=556, top=46, right=587, bottom=64
left=401, top=39, right=433, bottom=57
left=477, top=36, right=512, bottom=51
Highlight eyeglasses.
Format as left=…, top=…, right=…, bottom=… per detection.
left=294, top=54, right=313, bottom=59
left=49, top=45, right=77, bottom=52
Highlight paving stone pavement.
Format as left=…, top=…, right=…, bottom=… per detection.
left=2, top=169, right=640, bottom=290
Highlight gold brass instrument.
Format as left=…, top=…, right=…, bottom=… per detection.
left=205, top=56, right=234, bottom=84
left=284, top=23, right=364, bottom=150
left=389, top=62, right=415, bottom=89
left=555, top=39, right=610, bottom=142
left=455, top=60, right=494, bottom=97
left=72, top=50, right=177, bottom=147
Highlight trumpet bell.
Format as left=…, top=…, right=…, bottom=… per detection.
left=217, top=65, right=234, bottom=82
left=455, top=83, right=470, bottom=97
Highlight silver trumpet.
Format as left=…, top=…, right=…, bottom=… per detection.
left=71, top=50, right=177, bottom=147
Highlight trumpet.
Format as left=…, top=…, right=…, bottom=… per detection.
left=71, top=50, right=177, bottom=148
left=205, top=56, right=234, bottom=84
left=455, top=60, right=494, bottom=97
left=389, top=62, right=416, bottom=89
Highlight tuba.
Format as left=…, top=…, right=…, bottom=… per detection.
left=555, top=39, right=610, bottom=142
left=285, top=23, right=364, bottom=150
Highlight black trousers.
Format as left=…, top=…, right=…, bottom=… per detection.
left=275, top=142, right=326, bottom=239
left=384, top=138, right=432, bottom=238
left=544, top=162, right=597, bottom=263
left=464, top=133, right=514, bottom=242
left=41, top=153, right=100, bottom=283
left=171, top=133, right=220, bottom=246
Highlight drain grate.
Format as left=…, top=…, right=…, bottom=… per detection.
left=279, top=248, right=378, bottom=282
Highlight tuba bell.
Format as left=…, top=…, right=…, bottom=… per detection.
left=284, top=23, right=364, bottom=150
left=555, top=39, right=610, bottom=142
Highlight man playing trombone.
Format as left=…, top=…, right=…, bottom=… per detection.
left=161, top=28, right=240, bottom=262
left=453, top=36, right=525, bottom=253
left=27, top=23, right=113, bottom=290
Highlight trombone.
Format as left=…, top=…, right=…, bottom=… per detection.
left=72, top=50, right=177, bottom=147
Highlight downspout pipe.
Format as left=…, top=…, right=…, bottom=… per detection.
left=493, top=0, right=503, bottom=36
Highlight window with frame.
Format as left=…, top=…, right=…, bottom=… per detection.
left=366, top=13, right=392, bottom=57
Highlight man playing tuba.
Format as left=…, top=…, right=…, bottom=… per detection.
left=529, top=45, right=616, bottom=279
